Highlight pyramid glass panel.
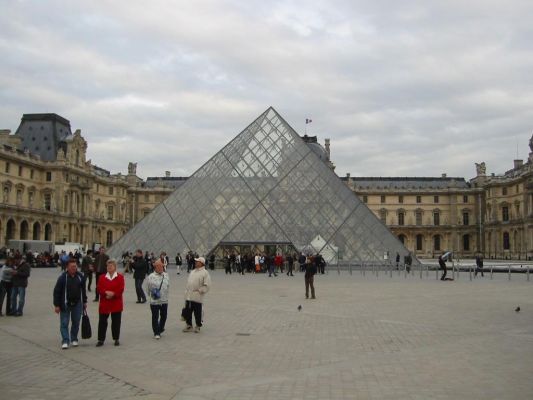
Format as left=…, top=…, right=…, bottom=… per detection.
left=109, top=107, right=417, bottom=266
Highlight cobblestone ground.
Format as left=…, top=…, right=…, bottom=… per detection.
left=1, top=267, right=532, bottom=400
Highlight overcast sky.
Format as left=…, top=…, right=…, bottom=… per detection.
left=1, top=0, right=532, bottom=180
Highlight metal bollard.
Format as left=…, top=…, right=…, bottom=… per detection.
left=452, top=265, right=455, bottom=280
left=390, top=263, right=393, bottom=278
left=436, top=267, right=439, bottom=280
left=363, top=263, right=365, bottom=276
left=404, top=265, right=407, bottom=279
left=469, top=266, right=472, bottom=281
left=527, top=265, right=530, bottom=282
left=376, top=265, right=379, bottom=278
left=508, top=265, right=511, bottom=281
left=426, top=265, right=429, bottom=278
left=349, top=263, right=352, bottom=275
left=420, top=263, right=422, bottom=279
left=490, top=266, right=493, bottom=280
left=457, top=266, right=460, bottom=280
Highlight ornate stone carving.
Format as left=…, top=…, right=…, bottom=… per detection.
left=475, top=162, right=486, bottom=176
left=128, top=162, right=137, bottom=175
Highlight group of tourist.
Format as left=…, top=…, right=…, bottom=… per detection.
left=52, top=249, right=211, bottom=349
left=0, top=253, right=31, bottom=316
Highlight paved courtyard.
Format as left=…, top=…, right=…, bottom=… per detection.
left=1, top=266, right=532, bottom=400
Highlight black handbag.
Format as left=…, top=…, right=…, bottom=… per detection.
left=181, top=303, right=191, bottom=321
left=81, top=309, right=92, bottom=339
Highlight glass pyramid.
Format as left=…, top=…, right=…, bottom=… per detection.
left=109, top=107, right=417, bottom=265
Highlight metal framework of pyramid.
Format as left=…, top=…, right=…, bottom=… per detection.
left=109, top=107, right=416, bottom=265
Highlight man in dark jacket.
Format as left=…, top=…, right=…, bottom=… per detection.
left=11, top=255, right=31, bottom=316
left=131, top=249, right=148, bottom=303
left=93, top=247, right=109, bottom=301
left=53, top=258, right=87, bottom=349
left=305, top=256, right=316, bottom=299
left=81, top=250, right=94, bottom=292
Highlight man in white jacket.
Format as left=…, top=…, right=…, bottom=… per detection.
left=183, top=257, right=211, bottom=333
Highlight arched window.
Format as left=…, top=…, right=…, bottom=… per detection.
left=503, top=232, right=510, bottom=250
left=20, top=220, right=29, bottom=240
left=6, top=219, right=16, bottom=241
left=398, top=234, right=406, bottom=245
left=33, top=222, right=41, bottom=240
left=44, top=223, right=52, bottom=241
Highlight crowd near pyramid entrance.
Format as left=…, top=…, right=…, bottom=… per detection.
left=109, top=107, right=416, bottom=266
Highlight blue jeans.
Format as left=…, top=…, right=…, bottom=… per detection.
left=60, top=302, right=83, bottom=344
left=150, top=303, right=168, bottom=335
left=11, top=286, right=26, bottom=315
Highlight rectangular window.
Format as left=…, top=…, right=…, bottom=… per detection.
left=463, top=212, right=469, bottom=226
left=5, top=162, right=10, bottom=173
left=380, top=195, right=386, bottom=204
left=416, top=235, right=423, bottom=251
left=502, top=206, right=509, bottom=221
left=463, top=195, right=468, bottom=203
left=416, top=211, right=422, bottom=226
left=30, top=169, right=34, bottom=179
left=398, top=195, right=403, bottom=204
left=46, top=171, right=52, bottom=181
left=379, top=210, right=386, bottom=224
left=18, top=166, right=23, bottom=176
left=502, top=187, right=507, bottom=195
left=463, top=235, right=470, bottom=251
left=363, top=195, right=368, bottom=203
left=434, top=212, right=440, bottom=226
left=107, top=205, right=114, bottom=220
left=416, top=196, right=421, bottom=203
left=398, top=212, right=404, bottom=226
left=109, top=186, right=114, bottom=195
left=434, top=195, right=439, bottom=203
left=44, top=194, right=51, bottom=211
left=434, top=236, right=441, bottom=251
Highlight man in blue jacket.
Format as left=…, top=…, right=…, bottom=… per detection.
left=53, top=258, right=87, bottom=349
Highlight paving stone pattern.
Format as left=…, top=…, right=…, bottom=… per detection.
left=0, top=267, right=532, bottom=399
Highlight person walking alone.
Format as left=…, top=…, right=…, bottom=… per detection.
left=131, top=250, right=148, bottom=303
left=304, top=256, right=317, bottom=299
left=147, top=259, right=169, bottom=339
left=53, top=258, right=87, bottom=349
left=183, top=257, right=211, bottom=333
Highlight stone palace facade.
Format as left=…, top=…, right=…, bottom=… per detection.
left=1, top=113, right=531, bottom=259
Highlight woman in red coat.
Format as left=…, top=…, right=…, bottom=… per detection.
left=96, top=259, right=125, bottom=346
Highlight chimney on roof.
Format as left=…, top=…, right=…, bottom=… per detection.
left=441, top=173, right=447, bottom=178
left=514, top=159, right=523, bottom=169
left=165, top=171, right=170, bottom=178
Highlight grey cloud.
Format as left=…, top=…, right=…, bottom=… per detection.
left=1, top=0, right=532, bottom=179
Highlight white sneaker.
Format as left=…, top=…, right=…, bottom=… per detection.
left=61, top=343, right=69, bottom=349
left=71, top=340, right=79, bottom=347
left=154, top=335, right=161, bottom=340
